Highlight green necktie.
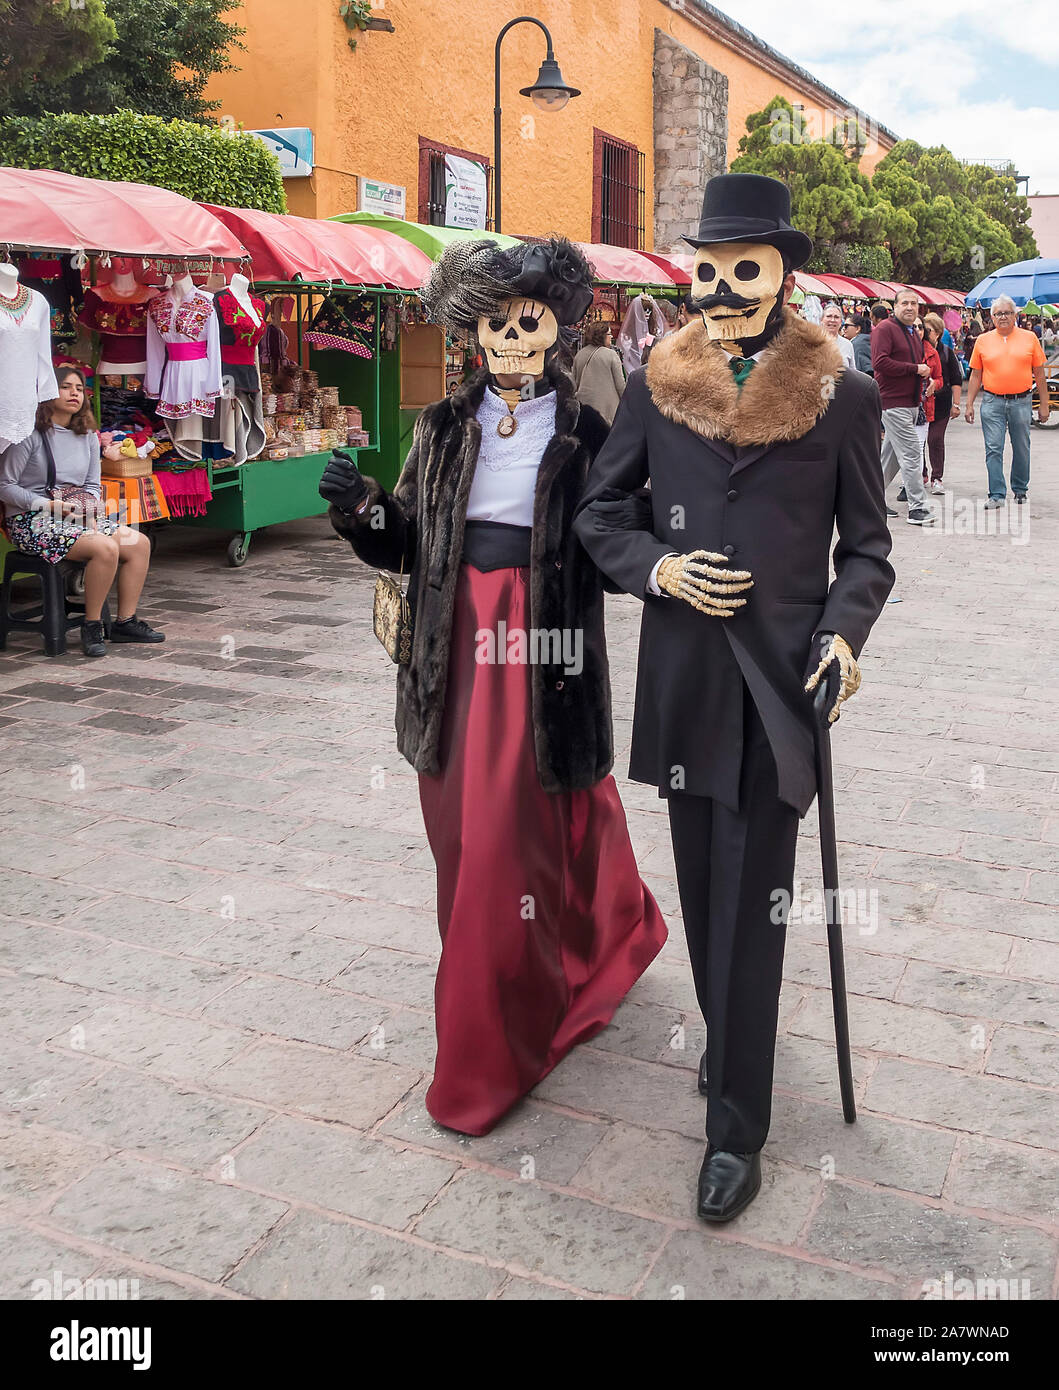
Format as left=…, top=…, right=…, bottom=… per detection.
left=728, top=355, right=756, bottom=388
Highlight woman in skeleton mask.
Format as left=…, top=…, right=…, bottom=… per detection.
left=319, top=236, right=666, bottom=1137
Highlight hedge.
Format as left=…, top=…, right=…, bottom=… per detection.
left=0, top=110, right=285, bottom=213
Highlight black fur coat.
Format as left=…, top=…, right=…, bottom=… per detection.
left=328, top=363, right=615, bottom=793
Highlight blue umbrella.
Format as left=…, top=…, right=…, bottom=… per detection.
left=965, top=258, right=1059, bottom=307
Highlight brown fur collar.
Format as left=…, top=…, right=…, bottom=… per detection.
left=645, top=308, right=845, bottom=447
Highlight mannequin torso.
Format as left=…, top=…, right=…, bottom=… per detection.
left=170, top=273, right=196, bottom=307
left=228, top=273, right=260, bottom=327
left=0, top=263, right=20, bottom=301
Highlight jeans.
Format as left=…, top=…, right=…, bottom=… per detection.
left=881, top=405, right=928, bottom=510
left=979, top=391, right=1031, bottom=498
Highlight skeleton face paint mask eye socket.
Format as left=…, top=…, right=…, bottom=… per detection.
left=690, top=242, right=785, bottom=345
left=477, top=298, right=559, bottom=377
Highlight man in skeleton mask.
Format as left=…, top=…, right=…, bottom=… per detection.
left=575, top=174, right=895, bottom=1222
left=318, top=238, right=667, bottom=1138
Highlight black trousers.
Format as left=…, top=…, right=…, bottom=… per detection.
left=667, top=686, right=800, bottom=1153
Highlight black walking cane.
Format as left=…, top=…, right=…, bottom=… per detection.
left=812, top=684, right=857, bottom=1124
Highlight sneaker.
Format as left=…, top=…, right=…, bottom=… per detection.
left=80, top=620, right=106, bottom=658
left=885, top=505, right=899, bottom=517
left=931, top=479, right=945, bottom=495
left=1014, top=493, right=1027, bottom=504
left=109, top=614, right=165, bottom=644
left=897, top=487, right=907, bottom=502
left=983, top=497, right=1006, bottom=510
left=906, top=507, right=935, bottom=525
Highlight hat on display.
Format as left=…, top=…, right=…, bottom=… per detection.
left=683, top=173, right=813, bottom=269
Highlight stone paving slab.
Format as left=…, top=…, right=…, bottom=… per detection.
left=1, top=422, right=1058, bottom=1298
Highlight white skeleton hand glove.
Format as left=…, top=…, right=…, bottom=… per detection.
left=804, top=632, right=861, bottom=726
left=656, top=550, right=753, bottom=617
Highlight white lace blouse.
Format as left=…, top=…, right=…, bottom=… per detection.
left=0, top=288, right=59, bottom=451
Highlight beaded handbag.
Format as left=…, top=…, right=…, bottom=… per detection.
left=373, top=558, right=412, bottom=665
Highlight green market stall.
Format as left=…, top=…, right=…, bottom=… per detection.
left=330, top=213, right=523, bottom=478
left=178, top=205, right=434, bottom=564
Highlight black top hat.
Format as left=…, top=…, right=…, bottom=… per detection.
left=682, top=173, right=813, bottom=269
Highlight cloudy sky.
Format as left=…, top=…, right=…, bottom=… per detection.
left=711, top=0, right=1057, bottom=193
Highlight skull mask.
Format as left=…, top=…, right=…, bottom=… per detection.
left=477, top=298, right=558, bottom=377
left=690, top=241, right=786, bottom=348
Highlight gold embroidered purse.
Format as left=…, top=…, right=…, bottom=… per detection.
left=373, top=558, right=412, bottom=665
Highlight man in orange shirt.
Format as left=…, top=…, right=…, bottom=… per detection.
left=965, top=294, right=1049, bottom=506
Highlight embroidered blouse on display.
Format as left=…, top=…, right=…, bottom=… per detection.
left=0, top=286, right=60, bottom=450
left=78, top=288, right=156, bottom=371
left=214, top=287, right=267, bottom=393
left=145, top=289, right=223, bottom=421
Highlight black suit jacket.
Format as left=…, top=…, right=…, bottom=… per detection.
left=573, top=313, right=895, bottom=816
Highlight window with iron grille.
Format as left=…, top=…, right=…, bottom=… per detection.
left=592, top=130, right=645, bottom=249
left=418, top=137, right=493, bottom=229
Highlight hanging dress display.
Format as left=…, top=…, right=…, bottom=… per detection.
left=145, top=287, right=223, bottom=462
left=0, top=284, right=60, bottom=451
left=18, top=254, right=83, bottom=343
left=303, top=294, right=375, bottom=358
left=78, top=285, right=158, bottom=377
left=201, top=285, right=267, bottom=465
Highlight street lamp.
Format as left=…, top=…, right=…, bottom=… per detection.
left=494, top=16, right=580, bottom=233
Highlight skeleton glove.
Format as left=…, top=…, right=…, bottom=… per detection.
left=803, top=632, right=861, bottom=726
left=656, top=550, right=753, bottom=617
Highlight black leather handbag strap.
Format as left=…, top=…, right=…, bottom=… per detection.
left=38, top=428, right=57, bottom=495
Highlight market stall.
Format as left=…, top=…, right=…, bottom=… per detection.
left=184, top=206, right=436, bottom=563
left=0, top=166, right=253, bottom=564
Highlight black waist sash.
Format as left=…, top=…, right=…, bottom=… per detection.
left=462, top=519, right=532, bottom=570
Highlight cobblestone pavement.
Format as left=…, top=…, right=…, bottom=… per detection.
left=1, top=416, right=1057, bottom=1301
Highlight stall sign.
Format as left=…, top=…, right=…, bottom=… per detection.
left=247, top=127, right=314, bottom=178
left=444, top=155, right=488, bottom=230
left=359, top=178, right=406, bottom=218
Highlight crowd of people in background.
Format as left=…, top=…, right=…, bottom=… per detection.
left=569, top=285, right=1054, bottom=535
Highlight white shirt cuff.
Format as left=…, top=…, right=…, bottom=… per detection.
left=646, top=554, right=677, bottom=596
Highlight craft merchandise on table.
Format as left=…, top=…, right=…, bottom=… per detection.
left=1, top=250, right=375, bottom=538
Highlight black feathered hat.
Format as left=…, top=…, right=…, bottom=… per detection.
left=682, top=173, right=813, bottom=269
left=420, top=235, right=595, bottom=334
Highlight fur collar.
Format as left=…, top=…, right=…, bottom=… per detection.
left=645, top=309, right=844, bottom=447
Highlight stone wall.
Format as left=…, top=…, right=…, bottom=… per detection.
left=653, top=29, right=729, bottom=252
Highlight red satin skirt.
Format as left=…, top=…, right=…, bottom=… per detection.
left=418, top=563, right=667, bottom=1135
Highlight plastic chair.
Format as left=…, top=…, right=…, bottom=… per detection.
left=0, top=550, right=112, bottom=656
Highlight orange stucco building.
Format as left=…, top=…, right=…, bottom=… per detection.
left=208, top=0, right=895, bottom=249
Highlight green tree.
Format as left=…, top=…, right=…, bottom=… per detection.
left=9, top=0, right=245, bottom=122
left=733, top=105, right=1036, bottom=290
left=871, top=140, right=1032, bottom=286
left=0, top=0, right=115, bottom=113
left=731, top=96, right=892, bottom=275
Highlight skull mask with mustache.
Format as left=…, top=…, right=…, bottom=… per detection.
left=689, top=241, right=790, bottom=355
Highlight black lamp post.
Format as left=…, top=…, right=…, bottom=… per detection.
left=493, top=16, right=580, bottom=234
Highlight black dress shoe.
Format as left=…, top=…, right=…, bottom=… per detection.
left=697, top=1147, right=762, bottom=1223
left=697, top=1049, right=708, bottom=1096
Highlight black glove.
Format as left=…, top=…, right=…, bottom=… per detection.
left=580, top=486, right=654, bottom=532
left=319, top=449, right=369, bottom=512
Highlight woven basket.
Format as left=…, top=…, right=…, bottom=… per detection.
left=102, top=454, right=153, bottom=479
